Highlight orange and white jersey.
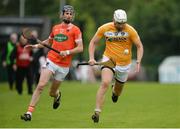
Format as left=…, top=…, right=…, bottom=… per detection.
left=47, top=23, right=82, bottom=67
left=95, top=22, right=140, bottom=66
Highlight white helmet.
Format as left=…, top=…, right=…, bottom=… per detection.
left=113, top=9, right=127, bottom=23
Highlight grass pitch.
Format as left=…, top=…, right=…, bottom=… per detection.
left=0, top=81, right=179, bottom=128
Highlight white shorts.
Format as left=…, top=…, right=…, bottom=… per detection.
left=102, top=56, right=131, bottom=82
left=43, top=59, right=69, bottom=81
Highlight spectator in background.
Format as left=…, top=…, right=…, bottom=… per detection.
left=76, top=64, right=97, bottom=83
left=12, top=35, right=33, bottom=95
left=30, top=30, right=45, bottom=84
left=2, top=32, right=18, bottom=90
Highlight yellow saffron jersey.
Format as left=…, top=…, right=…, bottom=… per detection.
left=95, top=22, right=140, bottom=66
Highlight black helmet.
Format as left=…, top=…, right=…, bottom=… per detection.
left=60, top=5, right=75, bottom=23
left=62, top=5, right=75, bottom=14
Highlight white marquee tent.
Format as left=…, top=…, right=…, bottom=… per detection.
left=158, top=56, right=180, bottom=83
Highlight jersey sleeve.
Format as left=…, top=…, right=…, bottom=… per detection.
left=95, top=25, right=106, bottom=38
left=130, top=27, right=140, bottom=42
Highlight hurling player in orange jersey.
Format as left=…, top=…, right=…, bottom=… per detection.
left=88, top=9, right=144, bottom=123
left=21, top=5, right=83, bottom=121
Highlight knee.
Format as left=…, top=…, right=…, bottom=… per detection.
left=101, top=80, right=111, bottom=88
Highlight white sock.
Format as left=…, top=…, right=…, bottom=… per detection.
left=26, top=111, right=32, bottom=116
left=95, top=108, right=101, bottom=113
left=56, top=90, right=60, bottom=98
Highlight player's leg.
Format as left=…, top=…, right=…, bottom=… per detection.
left=49, top=66, right=69, bottom=109
left=111, top=65, right=130, bottom=103
left=29, top=68, right=53, bottom=106
left=21, top=68, right=53, bottom=121
left=49, top=79, right=61, bottom=109
left=92, top=67, right=114, bottom=123
left=112, top=79, right=125, bottom=103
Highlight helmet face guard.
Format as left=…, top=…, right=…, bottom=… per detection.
left=60, top=5, right=75, bottom=23
left=113, top=9, right=127, bottom=23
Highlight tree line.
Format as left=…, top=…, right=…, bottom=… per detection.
left=0, top=0, right=180, bottom=80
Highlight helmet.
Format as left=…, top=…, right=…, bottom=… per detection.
left=60, top=5, right=75, bottom=23
left=113, top=9, right=127, bottom=23
left=61, top=5, right=75, bottom=14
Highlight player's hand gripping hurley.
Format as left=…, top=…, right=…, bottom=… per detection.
left=22, top=28, right=60, bottom=54
left=77, top=60, right=115, bottom=68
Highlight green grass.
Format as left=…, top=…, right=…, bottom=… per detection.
left=0, top=81, right=180, bottom=128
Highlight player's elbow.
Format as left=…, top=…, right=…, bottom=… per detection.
left=78, top=44, right=83, bottom=53
left=139, top=44, right=144, bottom=53
left=79, top=46, right=83, bottom=53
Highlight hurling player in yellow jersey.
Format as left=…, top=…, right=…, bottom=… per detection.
left=88, top=9, right=144, bottom=123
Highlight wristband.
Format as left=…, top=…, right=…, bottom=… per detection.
left=66, top=50, right=70, bottom=55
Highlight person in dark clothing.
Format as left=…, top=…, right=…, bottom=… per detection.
left=31, top=48, right=45, bottom=84
left=2, top=33, right=18, bottom=90
left=30, top=30, right=45, bottom=85
left=12, top=35, right=33, bottom=95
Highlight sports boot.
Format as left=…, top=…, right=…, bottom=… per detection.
left=111, top=85, right=119, bottom=103
left=21, top=113, right=31, bottom=121
left=112, top=92, right=119, bottom=103
left=53, top=92, right=61, bottom=109
left=92, top=112, right=99, bottom=123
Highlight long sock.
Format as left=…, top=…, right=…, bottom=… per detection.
left=26, top=105, right=35, bottom=115
left=94, top=108, right=101, bottom=115
left=55, top=91, right=61, bottom=100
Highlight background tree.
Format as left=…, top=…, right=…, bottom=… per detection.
left=129, top=0, right=180, bottom=80
left=1, top=0, right=179, bottom=80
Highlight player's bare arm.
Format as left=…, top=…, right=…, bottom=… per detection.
left=88, top=35, right=101, bottom=65
left=24, top=39, right=50, bottom=50
left=34, top=39, right=51, bottom=48
left=60, top=40, right=83, bottom=57
left=133, top=37, right=144, bottom=72
left=69, top=40, right=83, bottom=54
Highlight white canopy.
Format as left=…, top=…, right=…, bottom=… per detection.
left=158, top=56, right=180, bottom=83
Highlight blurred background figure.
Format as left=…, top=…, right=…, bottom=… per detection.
left=12, top=35, right=33, bottom=95
left=1, top=32, right=18, bottom=90
left=30, top=30, right=45, bottom=85
left=76, top=63, right=97, bottom=83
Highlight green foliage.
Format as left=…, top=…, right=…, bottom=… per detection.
left=128, top=0, right=180, bottom=79
left=0, top=0, right=19, bottom=16
left=129, top=0, right=180, bottom=65
left=69, top=0, right=134, bottom=60
left=0, top=81, right=180, bottom=127
left=1, top=0, right=180, bottom=80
